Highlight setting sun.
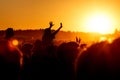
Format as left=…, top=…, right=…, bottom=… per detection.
left=86, top=13, right=114, bottom=34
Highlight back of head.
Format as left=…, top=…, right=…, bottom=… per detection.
left=76, top=41, right=112, bottom=80
left=5, top=28, right=14, bottom=39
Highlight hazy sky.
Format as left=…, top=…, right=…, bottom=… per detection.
left=0, top=0, right=120, bottom=33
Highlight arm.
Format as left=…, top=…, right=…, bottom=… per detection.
left=52, top=23, right=62, bottom=35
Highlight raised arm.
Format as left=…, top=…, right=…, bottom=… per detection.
left=52, top=22, right=62, bottom=35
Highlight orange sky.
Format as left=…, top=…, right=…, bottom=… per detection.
left=0, top=0, right=120, bottom=33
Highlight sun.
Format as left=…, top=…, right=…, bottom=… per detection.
left=86, top=14, right=114, bottom=34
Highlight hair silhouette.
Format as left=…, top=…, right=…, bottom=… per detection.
left=4, top=28, right=14, bottom=40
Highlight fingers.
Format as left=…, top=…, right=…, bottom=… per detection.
left=49, top=21, right=62, bottom=28
left=60, top=23, right=62, bottom=28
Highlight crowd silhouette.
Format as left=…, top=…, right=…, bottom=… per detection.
left=0, top=22, right=120, bottom=80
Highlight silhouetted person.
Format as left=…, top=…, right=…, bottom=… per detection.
left=20, top=43, right=33, bottom=80
left=31, top=39, right=59, bottom=80
left=42, top=21, right=62, bottom=46
left=0, top=28, right=23, bottom=80
left=57, top=41, right=80, bottom=80
left=76, top=39, right=120, bottom=80
left=21, top=43, right=33, bottom=59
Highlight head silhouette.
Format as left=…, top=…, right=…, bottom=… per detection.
left=5, top=28, right=14, bottom=39
left=49, top=21, right=54, bottom=28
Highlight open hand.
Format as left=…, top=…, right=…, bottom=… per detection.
left=60, top=23, right=62, bottom=28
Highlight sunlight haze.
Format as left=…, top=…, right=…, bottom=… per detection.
left=0, top=0, right=119, bottom=34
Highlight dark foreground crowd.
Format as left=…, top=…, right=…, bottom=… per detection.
left=1, top=23, right=120, bottom=80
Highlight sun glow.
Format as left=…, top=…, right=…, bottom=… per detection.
left=99, top=36, right=113, bottom=43
left=86, top=13, right=114, bottom=34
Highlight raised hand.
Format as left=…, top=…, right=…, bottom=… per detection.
left=60, top=22, right=63, bottom=28
left=51, top=22, right=62, bottom=36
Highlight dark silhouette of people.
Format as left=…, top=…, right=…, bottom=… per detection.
left=0, top=28, right=23, bottom=80
left=76, top=38, right=120, bottom=80
left=30, top=39, right=59, bottom=80
left=57, top=41, right=80, bottom=80
left=42, top=21, right=62, bottom=46
left=20, top=43, right=33, bottom=80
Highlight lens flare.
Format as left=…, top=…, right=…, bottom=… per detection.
left=12, top=39, right=19, bottom=46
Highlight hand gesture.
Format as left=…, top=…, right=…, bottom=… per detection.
left=49, top=21, right=54, bottom=27
left=60, top=23, right=62, bottom=28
